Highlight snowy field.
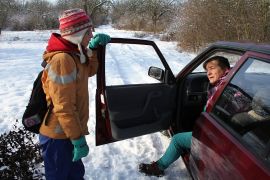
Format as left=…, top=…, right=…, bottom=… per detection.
left=0, top=26, right=195, bottom=179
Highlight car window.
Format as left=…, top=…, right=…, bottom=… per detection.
left=212, top=57, right=270, bottom=162
left=105, top=43, right=165, bottom=86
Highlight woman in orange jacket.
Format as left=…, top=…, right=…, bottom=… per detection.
left=39, top=8, right=110, bottom=179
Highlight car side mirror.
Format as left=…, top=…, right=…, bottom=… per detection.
left=148, top=66, right=164, bottom=81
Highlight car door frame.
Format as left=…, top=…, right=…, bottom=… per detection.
left=95, top=38, right=176, bottom=146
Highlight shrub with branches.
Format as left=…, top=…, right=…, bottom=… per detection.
left=111, top=0, right=177, bottom=33
left=0, top=120, right=43, bottom=179
left=173, top=0, right=270, bottom=52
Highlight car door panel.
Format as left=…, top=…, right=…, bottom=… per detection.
left=191, top=113, right=270, bottom=180
left=105, top=84, right=176, bottom=140
left=96, top=38, right=177, bottom=145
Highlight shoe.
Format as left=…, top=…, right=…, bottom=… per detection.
left=139, top=161, right=164, bottom=177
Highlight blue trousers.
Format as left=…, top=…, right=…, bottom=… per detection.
left=39, top=134, right=85, bottom=180
left=157, top=132, right=192, bottom=170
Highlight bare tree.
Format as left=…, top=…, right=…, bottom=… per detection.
left=0, top=0, right=17, bottom=30
left=55, top=0, right=111, bottom=27
left=2, top=0, right=269, bottom=50
left=111, top=0, right=178, bottom=33
left=25, top=0, right=55, bottom=29
left=144, top=0, right=177, bottom=33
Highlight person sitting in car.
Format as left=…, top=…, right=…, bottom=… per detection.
left=138, top=56, right=231, bottom=177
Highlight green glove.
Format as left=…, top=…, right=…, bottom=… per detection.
left=89, top=33, right=111, bottom=49
left=71, top=136, right=89, bottom=162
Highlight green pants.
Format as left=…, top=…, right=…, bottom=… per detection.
left=157, top=131, right=192, bottom=170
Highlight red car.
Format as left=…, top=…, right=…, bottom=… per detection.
left=95, top=39, right=270, bottom=179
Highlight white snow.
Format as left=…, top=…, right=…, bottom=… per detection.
left=0, top=25, right=195, bottom=179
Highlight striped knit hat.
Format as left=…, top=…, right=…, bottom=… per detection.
left=59, top=8, right=93, bottom=63
left=59, top=8, right=92, bottom=37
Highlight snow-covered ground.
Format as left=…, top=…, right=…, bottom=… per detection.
left=0, top=25, right=195, bottom=179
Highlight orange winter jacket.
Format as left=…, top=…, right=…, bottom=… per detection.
left=39, top=50, right=98, bottom=140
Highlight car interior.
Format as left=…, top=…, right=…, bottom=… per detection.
left=170, top=51, right=243, bottom=134
left=175, top=73, right=209, bottom=132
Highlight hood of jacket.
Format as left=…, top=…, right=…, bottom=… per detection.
left=43, top=33, right=80, bottom=64
left=46, top=33, right=79, bottom=53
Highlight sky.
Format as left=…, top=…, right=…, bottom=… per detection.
left=0, top=25, right=195, bottom=179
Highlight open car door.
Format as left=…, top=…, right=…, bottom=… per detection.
left=95, top=38, right=177, bottom=146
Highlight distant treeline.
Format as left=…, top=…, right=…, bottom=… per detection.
left=1, top=0, right=270, bottom=52
left=0, top=0, right=110, bottom=31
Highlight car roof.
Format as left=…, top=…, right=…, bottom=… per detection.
left=210, top=41, right=270, bottom=55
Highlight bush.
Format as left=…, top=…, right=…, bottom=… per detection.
left=0, top=120, right=43, bottom=179
left=174, top=0, right=270, bottom=52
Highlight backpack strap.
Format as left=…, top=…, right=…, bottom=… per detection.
left=41, top=60, right=47, bottom=68
left=44, top=102, right=53, bottom=126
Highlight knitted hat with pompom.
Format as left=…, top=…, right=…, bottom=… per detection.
left=59, top=8, right=92, bottom=37
left=59, top=8, right=93, bottom=63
